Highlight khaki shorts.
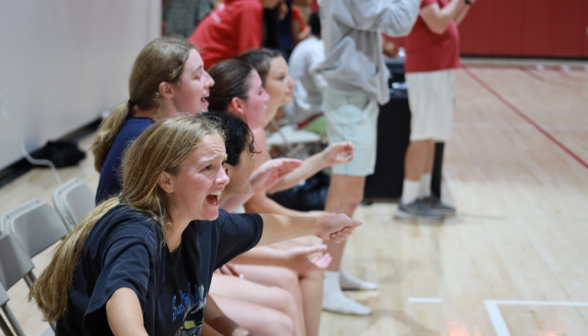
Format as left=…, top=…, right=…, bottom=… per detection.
left=323, top=87, right=379, bottom=176
left=406, top=69, right=456, bottom=141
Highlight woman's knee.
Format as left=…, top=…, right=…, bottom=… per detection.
left=260, top=309, right=296, bottom=336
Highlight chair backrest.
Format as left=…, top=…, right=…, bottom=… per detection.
left=0, top=199, right=68, bottom=258
left=0, top=235, right=35, bottom=291
left=53, top=178, right=95, bottom=231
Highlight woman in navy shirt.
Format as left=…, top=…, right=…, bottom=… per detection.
left=29, top=115, right=360, bottom=336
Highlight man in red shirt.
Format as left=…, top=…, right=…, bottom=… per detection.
left=396, top=0, right=478, bottom=219
left=189, top=0, right=280, bottom=68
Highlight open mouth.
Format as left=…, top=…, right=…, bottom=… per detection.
left=201, top=92, right=210, bottom=106
left=206, top=191, right=221, bottom=205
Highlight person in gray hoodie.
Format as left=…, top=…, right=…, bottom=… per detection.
left=317, top=0, right=421, bottom=315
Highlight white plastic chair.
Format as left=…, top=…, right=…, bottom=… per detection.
left=0, top=234, right=55, bottom=335
left=0, top=199, right=68, bottom=259
left=52, top=178, right=95, bottom=232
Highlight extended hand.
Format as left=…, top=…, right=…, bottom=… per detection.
left=321, top=141, right=355, bottom=167
left=317, top=214, right=362, bottom=243
left=250, top=158, right=302, bottom=193
left=285, top=245, right=332, bottom=275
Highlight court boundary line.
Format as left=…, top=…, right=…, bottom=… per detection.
left=463, top=67, right=588, bottom=170
left=484, top=299, right=588, bottom=336
left=407, top=298, right=442, bottom=303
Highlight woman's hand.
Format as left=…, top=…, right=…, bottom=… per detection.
left=317, top=214, right=362, bottom=243
left=250, top=158, right=302, bottom=193
left=285, top=245, right=332, bottom=275
left=320, top=141, right=355, bottom=168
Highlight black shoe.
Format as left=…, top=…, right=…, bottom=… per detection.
left=395, top=199, right=444, bottom=220
left=421, top=195, right=456, bottom=216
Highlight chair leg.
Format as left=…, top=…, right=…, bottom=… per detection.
left=24, top=271, right=37, bottom=289
left=1, top=305, right=25, bottom=336
left=0, top=310, right=15, bottom=336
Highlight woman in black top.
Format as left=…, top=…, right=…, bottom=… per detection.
left=30, top=114, right=360, bottom=336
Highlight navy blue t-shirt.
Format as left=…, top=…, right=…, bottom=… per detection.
left=96, top=118, right=156, bottom=205
left=57, top=205, right=263, bottom=336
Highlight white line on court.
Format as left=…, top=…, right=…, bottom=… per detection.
left=484, top=300, right=588, bottom=336
left=407, top=298, right=442, bottom=303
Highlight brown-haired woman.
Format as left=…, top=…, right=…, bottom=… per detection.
left=208, top=56, right=355, bottom=336
left=29, top=115, right=361, bottom=336
left=92, top=36, right=215, bottom=205
left=88, top=37, right=311, bottom=335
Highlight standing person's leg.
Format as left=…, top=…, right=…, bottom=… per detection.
left=397, top=72, right=444, bottom=219
left=419, top=69, right=457, bottom=214
left=398, top=70, right=456, bottom=218
left=320, top=88, right=379, bottom=315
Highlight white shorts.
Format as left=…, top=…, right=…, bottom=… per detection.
left=406, top=69, right=456, bottom=142
left=323, top=87, right=379, bottom=176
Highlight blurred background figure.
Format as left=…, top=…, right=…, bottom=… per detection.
left=317, top=0, right=421, bottom=316
left=189, top=0, right=281, bottom=68
left=396, top=0, right=478, bottom=219
left=285, top=11, right=326, bottom=136
left=162, top=0, right=215, bottom=37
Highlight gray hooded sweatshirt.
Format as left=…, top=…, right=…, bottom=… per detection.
left=317, top=0, right=421, bottom=105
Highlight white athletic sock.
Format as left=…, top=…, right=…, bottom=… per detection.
left=339, top=267, right=378, bottom=290
left=401, top=179, right=420, bottom=204
left=323, top=271, right=372, bottom=315
left=419, top=173, right=432, bottom=198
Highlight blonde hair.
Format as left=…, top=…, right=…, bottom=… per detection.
left=91, top=37, right=195, bottom=172
left=30, top=115, right=224, bottom=322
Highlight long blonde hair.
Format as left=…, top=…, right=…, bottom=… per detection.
left=30, top=115, right=224, bottom=322
left=91, top=37, right=195, bottom=172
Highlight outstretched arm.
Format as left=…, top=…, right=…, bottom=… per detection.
left=257, top=213, right=362, bottom=246
left=267, top=142, right=354, bottom=194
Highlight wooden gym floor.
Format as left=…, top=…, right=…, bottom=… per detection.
left=1, top=59, right=587, bottom=335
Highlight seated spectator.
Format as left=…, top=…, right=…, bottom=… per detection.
left=189, top=0, right=281, bottom=68
left=285, top=11, right=326, bottom=136
left=29, top=114, right=360, bottom=335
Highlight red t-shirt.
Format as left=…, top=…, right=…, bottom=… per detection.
left=189, top=0, right=263, bottom=69
left=404, top=0, right=460, bottom=73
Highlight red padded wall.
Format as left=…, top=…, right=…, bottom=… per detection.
left=459, top=0, right=588, bottom=58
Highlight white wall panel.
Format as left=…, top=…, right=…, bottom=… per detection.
left=0, top=0, right=161, bottom=169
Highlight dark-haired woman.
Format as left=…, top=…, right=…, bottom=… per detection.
left=207, top=57, right=355, bottom=336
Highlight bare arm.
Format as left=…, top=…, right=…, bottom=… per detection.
left=106, top=288, right=149, bottom=336
left=419, top=0, right=466, bottom=34
left=257, top=213, right=362, bottom=246
left=454, top=2, right=471, bottom=26
left=245, top=191, right=307, bottom=217
left=267, top=141, right=354, bottom=194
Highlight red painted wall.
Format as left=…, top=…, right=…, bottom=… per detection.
left=458, top=0, right=588, bottom=58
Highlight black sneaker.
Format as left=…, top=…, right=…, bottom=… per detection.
left=421, top=195, right=456, bottom=216
left=395, top=199, right=444, bottom=220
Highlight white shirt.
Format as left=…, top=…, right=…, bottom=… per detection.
left=288, top=35, right=327, bottom=124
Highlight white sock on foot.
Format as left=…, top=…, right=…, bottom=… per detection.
left=339, top=267, right=378, bottom=290
left=401, top=179, right=420, bottom=204
left=323, top=271, right=372, bottom=315
left=419, top=173, right=432, bottom=198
